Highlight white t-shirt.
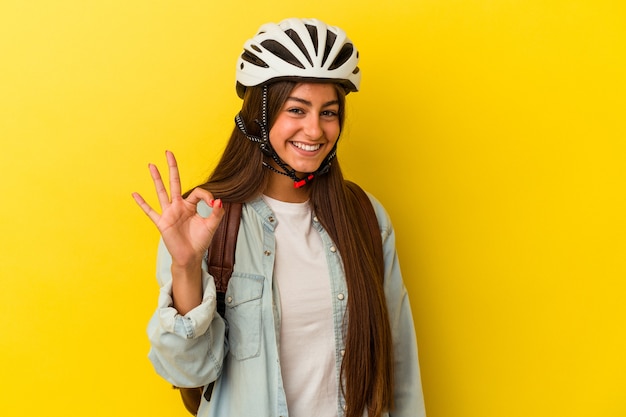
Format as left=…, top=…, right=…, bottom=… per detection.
left=262, top=195, right=338, bottom=417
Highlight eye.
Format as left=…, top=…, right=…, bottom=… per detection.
left=287, top=107, right=305, bottom=115
left=321, top=109, right=339, bottom=118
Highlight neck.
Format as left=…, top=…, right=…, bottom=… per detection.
left=263, top=171, right=311, bottom=202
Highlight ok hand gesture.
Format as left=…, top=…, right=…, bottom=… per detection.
left=132, top=150, right=225, bottom=271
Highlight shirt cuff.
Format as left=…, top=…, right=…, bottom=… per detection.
left=156, top=269, right=217, bottom=339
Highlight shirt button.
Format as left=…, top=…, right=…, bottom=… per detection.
left=268, top=216, right=275, bottom=223
left=337, top=293, right=345, bottom=301
left=264, top=250, right=271, bottom=256
left=330, top=246, right=337, bottom=253
left=340, top=349, right=346, bottom=357
left=226, top=296, right=233, bottom=304
left=313, top=216, right=319, bottom=222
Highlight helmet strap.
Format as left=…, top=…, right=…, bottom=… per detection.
left=234, top=85, right=272, bottom=155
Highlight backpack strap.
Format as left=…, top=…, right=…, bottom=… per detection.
left=177, top=202, right=242, bottom=415
left=203, top=202, right=242, bottom=404
left=207, top=202, right=242, bottom=316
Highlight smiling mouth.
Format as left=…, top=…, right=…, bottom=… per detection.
left=291, top=142, right=322, bottom=152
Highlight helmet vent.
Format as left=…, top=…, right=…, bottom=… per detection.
left=242, top=49, right=269, bottom=68
left=328, top=43, right=354, bottom=70
left=285, top=29, right=314, bottom=67
left=321, top=30, right=337, bottom=67
left=261, top=39, right=305, bottom=69
left=305, top=24, right=319, bottom=54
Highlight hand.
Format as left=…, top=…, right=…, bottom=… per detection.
left=132, top=151, right=225, bottom=269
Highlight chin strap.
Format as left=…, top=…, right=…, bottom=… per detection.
left=235, top=84, right=337, bottom=188
left=262, top=149, right=335, bottom=188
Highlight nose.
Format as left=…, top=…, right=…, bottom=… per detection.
left=302, top=114, right=323, bottom=140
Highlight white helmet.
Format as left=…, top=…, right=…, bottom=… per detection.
left=236, top=18, right=361, bottom=98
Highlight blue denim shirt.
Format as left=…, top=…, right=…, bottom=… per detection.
left=147, top=194, right=426, bottom=417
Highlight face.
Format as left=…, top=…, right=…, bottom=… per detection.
left=268, top=83, right=341, bottom=176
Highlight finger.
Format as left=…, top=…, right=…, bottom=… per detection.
left=166, top=150, right=183, bottom=201
left=149, top=163, right=171, bottom=210
left=131, top=192, right=161, bottom=224
left=185, top=188, right=225, bottom=235
left=185, top=187, right=216, bottom=208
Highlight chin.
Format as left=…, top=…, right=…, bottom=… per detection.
left=295, top=165, right=322, bottom=175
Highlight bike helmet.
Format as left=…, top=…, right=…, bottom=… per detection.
left=236, top=18, right=361, bottom=98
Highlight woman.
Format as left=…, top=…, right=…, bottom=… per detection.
left=133, top=18, right=426, bottom=417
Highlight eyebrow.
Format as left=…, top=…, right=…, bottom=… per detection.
left=286, top=97, right=340, bottom=108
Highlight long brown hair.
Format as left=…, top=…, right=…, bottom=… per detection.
left=197, top=81, right=394, bottom=416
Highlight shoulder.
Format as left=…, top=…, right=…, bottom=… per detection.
left=358, top=186, right=394, bottom=239
left=370, top=194, right=393, bottom=236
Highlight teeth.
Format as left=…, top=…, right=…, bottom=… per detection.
left=293, top=142, right=322, bottom=152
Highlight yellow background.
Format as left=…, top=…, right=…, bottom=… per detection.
left=1, top=1, right=624, bottom=416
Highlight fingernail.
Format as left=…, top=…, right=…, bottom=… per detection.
left=208, top=199, right=214, bottom=207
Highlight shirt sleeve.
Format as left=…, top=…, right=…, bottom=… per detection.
left=146, top=237, right=229, bottom=388
left=371, top=195, right=427, bottom=417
